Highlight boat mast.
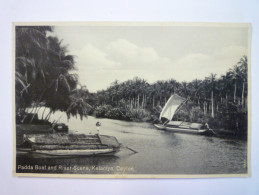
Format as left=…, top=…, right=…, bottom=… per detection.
left=171, top=98, right=189, bottom=120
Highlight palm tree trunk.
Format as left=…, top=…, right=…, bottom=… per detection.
left=211, top=90, right=214, bottom=118
left=29, top=103, right=42, bottom=123
left=144, top=95, right=146, bottom=109
left=28, top=105, right=37, bottom=114
left=226, top=93, right=228, bottom=107
left=137, top=94, right=140, bottom=109
left=234, top=81, right=237, bottom=103
left=142, top=94, right=144, bottom=109
left=153, top=96, right=155, bottom=108
left=46, top=112, right=52, bottom=121
left=242, top=81, right=245, bottom=107
left=143, top=94, right=146, bottom=109
left=29, top=79, right=57, bottom=123
left=44, top=109, right=52, bottom=121
left=41, top=107, right=47, bottom=120
left=145, top=94, right=147, bottom=108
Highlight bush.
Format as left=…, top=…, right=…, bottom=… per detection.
left=95, top=105, right=113, bottom=118
left=105, top=107, right=122, bottom=119
left=95, top=104, right=153, bottom=122
left=125, top=108, right=151, bottom=121
left=189, top=106, right=204, bottom=123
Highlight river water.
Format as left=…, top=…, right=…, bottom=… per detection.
left=16, top=110, right=248, bottom=175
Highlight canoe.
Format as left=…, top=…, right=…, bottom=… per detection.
left=154, top=121, right=210, bottom=135
left=17, top=133, right=121, bottom=157
left=165, top=125, right=209, bottom=134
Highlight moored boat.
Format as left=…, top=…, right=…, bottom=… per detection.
left=17, top=133, right=121, bottom=157
left=153, top=124, right=166, bottom=130
left=154, top=94, right=211, bottom=135
left=53, top=123, right=69, bottom=133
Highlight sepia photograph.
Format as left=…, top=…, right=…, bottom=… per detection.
left=13, top=22, right=250, bottom=178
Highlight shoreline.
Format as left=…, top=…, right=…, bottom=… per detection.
left=94, top=115, right=247, bottom=140
left=15, top=112, right=247, bottom=141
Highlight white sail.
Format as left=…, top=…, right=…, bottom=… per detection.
left=159, top=94, right=186, bottom=121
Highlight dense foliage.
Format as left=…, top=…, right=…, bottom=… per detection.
left=15, top=26, right=248, bottom=134
left=94, top=56, right=248, bottom=133
left=15, top=26, right=92, bottom=122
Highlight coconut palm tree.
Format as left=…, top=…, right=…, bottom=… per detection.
left=15, top=26, right=92, bottom=122
left=15, top=26, right=52, bottom=115
left=206, top=73, right=217, bottom=118
left=238, top=55, right=248, bottom=107
left=229, top=65, right=242, bottom=103
left=66, top=87, right=93, bottom=120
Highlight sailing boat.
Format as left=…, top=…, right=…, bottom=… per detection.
left=153, top=94, right=210, bottom=134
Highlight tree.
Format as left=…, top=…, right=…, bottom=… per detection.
left=66, top=86, right=93, bottom=120
left=15, top=27, right=52, bottom=113
left=229, top=65, right=242, bottom=103
left=15, top=26, right=90, bottom=122
left=238, top=55, right=248, bottom=107
left=206, top=73, right=217, bottom=118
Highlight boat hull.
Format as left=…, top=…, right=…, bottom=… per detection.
left=153, top=124, right=166, bottom=130
left=154, top=124, right=209, bottom=134
left=165, top=126, right=208, bottom=134
left=31, top=148, right=119, bottom=156
left=17, top=133, right=121, bottom=157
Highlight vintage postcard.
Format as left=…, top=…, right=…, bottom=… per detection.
left=13, top=22, right=251, bottom=178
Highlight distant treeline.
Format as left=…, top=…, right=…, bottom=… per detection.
left=94, top=56, right=248, bottom=134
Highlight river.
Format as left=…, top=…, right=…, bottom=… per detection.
left=16, top=110, right=248, bottom=175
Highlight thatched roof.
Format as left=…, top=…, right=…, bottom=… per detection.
left=25, top=133, right=99, bottom=145
left=24, top=133, right=120, bottom=148
left=99, top=135, right=120, bottom=147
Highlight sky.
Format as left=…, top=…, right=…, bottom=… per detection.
left=52, top=24, right=249, bottom=92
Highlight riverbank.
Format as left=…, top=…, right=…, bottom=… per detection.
left=95, top=104, right=158, bottom=123
left=93, top=104, right=247, bottom=139
left=16, top=106, right=247, bottom=143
